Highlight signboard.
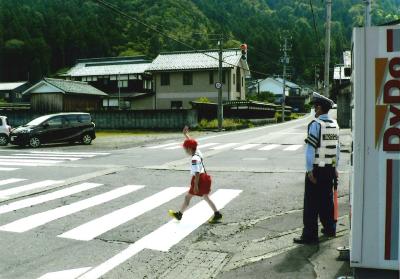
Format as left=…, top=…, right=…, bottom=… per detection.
left=351, top=26, right=400, bottom=271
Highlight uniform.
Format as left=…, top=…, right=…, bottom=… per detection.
left=295, top=92, right=340, bottom=243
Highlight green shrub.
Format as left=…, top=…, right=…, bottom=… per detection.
left=198, top=118, right=254, bottom=130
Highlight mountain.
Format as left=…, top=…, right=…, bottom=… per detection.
left=0, top=0, right=399, bottom=84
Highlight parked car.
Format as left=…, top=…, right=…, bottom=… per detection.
left=9, top=112, right=96, bottom=148
left=0, top=116, right=11, bottom=146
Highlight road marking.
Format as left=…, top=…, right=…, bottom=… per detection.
left=0, top=178, right=27, bottom=186
left=75, top=189, right=242, bottom=279
left=0, top=183, right=103, bottom=215
left=2, top=155, right=81, bottom=161
left=283, top=145, right=303, bottom=151
left=146, top=142, right=179, bottom=149
left=164, top=145, right=182, bottom=150
left=0, top=158, right=63, bottom=164
left=210, top=143, right=239, bottom=150
left=234, top=144, right=261, bottom=150
left=198, top=143, right=220, bottom=148
left=0, top=162, right=53, bottom=167
left=16, top=153, right=95, bottom=158
left=59, top=187, right=188, bottom=241
left=0, top=185, right=144, bottom=233
left=37, top=267, right=92, bottom=279
left=0, top=180, right=64, bottom=198
left=29, top=151, right=110, bottom=156
left=258, top=144, right=280, bottom=150
left=0, top=167, right=19, bottom=171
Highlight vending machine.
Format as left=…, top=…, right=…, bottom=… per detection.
left=351, top=26, right=400, bottom=271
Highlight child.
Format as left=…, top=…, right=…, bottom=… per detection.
left=168, top=126, right=222, bottom=223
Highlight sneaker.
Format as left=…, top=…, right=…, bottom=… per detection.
left=208, top=211, right=222, bottom=223
left=168, top=210, right=182, bottom=221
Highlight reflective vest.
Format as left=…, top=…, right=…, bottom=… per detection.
left=314, top=118, right=339, bottom=167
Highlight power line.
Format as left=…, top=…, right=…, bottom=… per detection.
left=92, top=0, right=270, bottom=77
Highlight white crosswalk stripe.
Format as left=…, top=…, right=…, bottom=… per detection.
left=59, top=187, right=187, bottom=241
left=234, top=143, right=261, bottom=150
left=0, top=167, right=19, bottom=171
left=146, top=142, right=179, bottom=149
left=0, top=183, right=103, bottom=215
left=283, top=144, right=303, bottom=151
left=258, top=144, right=280, bottom=150
left=0, top=178, right=27, bottom=186
left=198, top=142, right=220, bottom=148
left=0, top=180, right=64, bottom=198
left=0, top=185, right=144, bottom=233
left=210, top=143, right=240, bottom=150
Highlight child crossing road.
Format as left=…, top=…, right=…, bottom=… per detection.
left=168, top=126, right=222, bottom=223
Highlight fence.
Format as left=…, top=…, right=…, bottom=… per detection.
left=0, top=109, right=198, bottom=130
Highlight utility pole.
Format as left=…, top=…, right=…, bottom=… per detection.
left=217, top=38, right=223, bottom=131
left=324, top=0, right=332, bottom=97
left=364, top=0, right=371, bottom=27
left=281, top=37, right=289, bottom=123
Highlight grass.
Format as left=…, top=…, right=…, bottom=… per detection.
left=197, top=118, right=254, bottom=130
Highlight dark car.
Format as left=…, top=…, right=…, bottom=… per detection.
left=9, top=112, right=96, bottom=148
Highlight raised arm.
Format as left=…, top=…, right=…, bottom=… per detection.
left=183, top=125, right=191, bottom=140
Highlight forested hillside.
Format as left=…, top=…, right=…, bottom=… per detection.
left=0, top=0, right=399, bottom=84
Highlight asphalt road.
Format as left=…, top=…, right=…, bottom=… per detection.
left=0, top=112, right=352, bottom=279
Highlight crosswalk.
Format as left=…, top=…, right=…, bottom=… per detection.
left=147, top=142, right=303, bottom=152
left=0, top=151, right=110, bottom=172
left=0, top=177, right=242, bottom=279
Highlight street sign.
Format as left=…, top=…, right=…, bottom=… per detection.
left=215, top=82, right=222, bottom=89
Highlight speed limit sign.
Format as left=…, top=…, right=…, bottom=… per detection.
left=215, top=82, right=222, bottom=89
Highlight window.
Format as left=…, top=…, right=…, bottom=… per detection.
left=222, top=70, right=226, bottom=84
left=46, top=116, right=63, bottom=127
left=118, top=80, right=128, bottom=88
left=209, top=71, right=214, bottom=84
left=233, top=74, right=235, bottom=85
left=171, top=101, right=183, bottom=109
left=65, top=115, right=79, bottom=125
left=78, top=114, right=91, bottom=123
left=161, top=73, right=170, bottom=86
left=183, top=72, right=193, bottom=85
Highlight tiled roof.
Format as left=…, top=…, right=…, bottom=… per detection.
left=43, top=78, right=108, bottom=96
left=147, top=49, right=245, bottom=71
left=0, top=82, right=28, bottom=91
left=67, top=57, right=151, bottom=77
left=274, top=78, right=301, bottom=88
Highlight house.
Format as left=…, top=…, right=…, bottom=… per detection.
left=248, top=77, right=301, bottom=101
left=22, top=78, right=108, bottom=112
left=64, top=56, right=154, bottom=110
left=147, top=49, right=250, bottom=109
left=0, top=81, right=30, bottom=103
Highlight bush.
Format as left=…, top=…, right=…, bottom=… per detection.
left=198, top=118, right=254, bottom=130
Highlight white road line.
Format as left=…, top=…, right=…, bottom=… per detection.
left=0, top=180, right=64, bottom=198
left=16, top=153, right=95, bottom=158
left=0, top=167, right=19, bottom=171
left=234, top=144, right=261, bottom=150
left=59, top=187, right=187, bottom=241
left=164, top=145, right=182, bottom=150
left=258, top=144, right=280, bottom=151
left=0, top=178, right=27, bottom=186
left=0, top=183, right=103, bottom=215
left=76, top=189, right=242, bottom=279
left=210, top=143, right=240, bottom=150
left=198, top=143, right=220, bottom=148
left=1, top=155, right=80, bottom=161
left=37, top=267, right=92, bottom=279
left=0, top=159, right=62, bottom=164
left=0, top=185, right=144, bottom=233
left=283, top=145, right=303, bottom=151
left=29, top=151, right=109, bottom=156
left=146, top=142, right=179, bottom=149
left=0, top=162, right=52, bottom=167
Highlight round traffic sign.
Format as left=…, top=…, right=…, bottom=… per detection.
left=215, top=82, right=222, bottom=89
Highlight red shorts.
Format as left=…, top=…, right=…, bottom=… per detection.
left=189, top=173, right=211, bottom=196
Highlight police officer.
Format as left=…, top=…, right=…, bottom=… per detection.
left=294, top=92, right=340, bottom=244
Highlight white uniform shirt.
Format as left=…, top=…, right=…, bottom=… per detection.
left=190, top=149, right=205, bottom=175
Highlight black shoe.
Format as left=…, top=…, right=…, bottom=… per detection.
left=293, top=236, right=318, bottom=244
left=321, top=228, right=336, bottom=237
left=168, top=210, right=182, bottom=221
left=208, top=211, right=222, bottom=223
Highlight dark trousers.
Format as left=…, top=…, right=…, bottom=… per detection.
left=302, top=166, right=336, bottom=239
